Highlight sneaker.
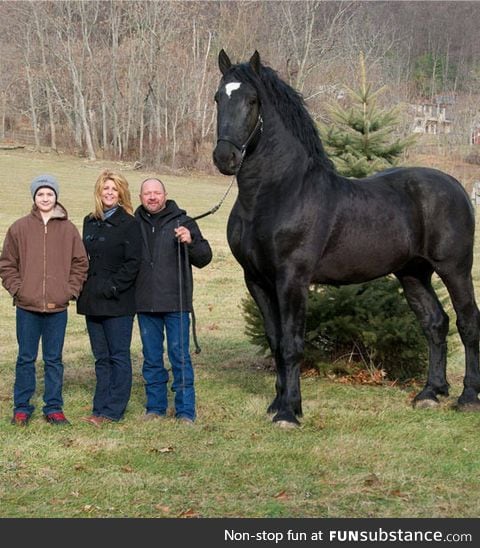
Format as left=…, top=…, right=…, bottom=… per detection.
left=143, top=412, right=166, bottom=421
left=11, top=412, right=30, bottom=426
left=81, top=415, right=113, bottom=427
left=177, top=416, right=195, bottom=425
left=44, top=411, right=70, bottom=425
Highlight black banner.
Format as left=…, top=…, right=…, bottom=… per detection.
left=0, top=518, right=478, bottom=547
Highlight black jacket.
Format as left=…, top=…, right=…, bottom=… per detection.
left=135, top=200, right=212, bottom=313
left=77, top=206, right=142, bottom=316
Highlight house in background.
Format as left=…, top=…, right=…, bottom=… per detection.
left=411, top=95, right=454, bottom=135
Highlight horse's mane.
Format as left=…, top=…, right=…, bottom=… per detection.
left=228, top=62, right=335, bottom=172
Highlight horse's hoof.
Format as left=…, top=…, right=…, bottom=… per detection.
left=275, top=420, right=299, bottom=429
left=413, top=398, right=439, bottom=409
left=272, top=410, right=300, bottom=427
left=455, top=400, right=480, bottom=412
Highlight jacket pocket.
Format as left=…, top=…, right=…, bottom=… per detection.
left=15, top=277, right=42, bottom=310
left=46, top=279, right=71, bottom=309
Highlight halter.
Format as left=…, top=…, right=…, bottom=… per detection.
left=184, top=109, right=263, bottom=356
left=191, top=110, right=263, bottom=223
left=216, top=111, right=264, bottom=171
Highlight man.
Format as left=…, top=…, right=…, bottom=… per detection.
left=135, top=178, right=212, bottom=423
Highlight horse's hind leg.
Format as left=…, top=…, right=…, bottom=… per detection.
left=395, top=266, right=450, bottom=407
left=439, top=271, right=480, bottom=410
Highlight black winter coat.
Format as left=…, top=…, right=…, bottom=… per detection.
left=77, top=206, right=142, bottom=316
left=135, top=200, right=212, bottom=313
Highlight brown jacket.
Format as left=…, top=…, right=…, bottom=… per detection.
left=0, top=203, right=88, bottom=313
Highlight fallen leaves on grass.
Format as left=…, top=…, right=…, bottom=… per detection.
left=388, top=489, right=410, bottom=501
left=301, top=367, right=321, bottom=378
left=273, top=490, right=290, bottom=500
left=332, top=367, right=389, bottom=386
left=178, top=507, right=200, bottom=518
left=149, top=446, right=175, bottom=454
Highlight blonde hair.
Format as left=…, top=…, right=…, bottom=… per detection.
left=91, top=169, right=134, bottom=219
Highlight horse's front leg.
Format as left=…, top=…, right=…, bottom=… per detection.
left=270, top=274, right=309, bottom=427
left=245, top=278, right=283, bottom=414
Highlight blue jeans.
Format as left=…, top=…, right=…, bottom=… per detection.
left=138, top=312, right=195, bottom=421
left=86, top=315, right=134, bottom=421
left=14, top=307, right=68, bottom=416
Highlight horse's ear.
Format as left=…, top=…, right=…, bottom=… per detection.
left=219, top=49, right=232, bottom=75
left=250, top=51, right=261, bottom=75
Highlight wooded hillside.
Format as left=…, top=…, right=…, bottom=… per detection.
left=1, top=0, right=480, bottom=171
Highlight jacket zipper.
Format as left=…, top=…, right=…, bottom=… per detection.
left=150, top=225, right=155, bottom=312
left=150, top=225, right=155, bottom=267
left=43, top=224, right=47, bottom=311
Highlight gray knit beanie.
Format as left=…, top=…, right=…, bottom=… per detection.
left=30, top=174, right=60, bottom=200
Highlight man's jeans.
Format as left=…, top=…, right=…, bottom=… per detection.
left=138, top=312, right=195, bottom=421
left=86, top=315, right=134, bottom=421
left=14, top=307, right=68, bottom=416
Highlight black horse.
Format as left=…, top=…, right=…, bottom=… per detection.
left=213, top=50, right=480, bottom=427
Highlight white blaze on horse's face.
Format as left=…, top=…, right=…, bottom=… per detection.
left=225, top=82, right=241, bottom=98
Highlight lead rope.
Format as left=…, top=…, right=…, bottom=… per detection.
left=191, top=174, right=236, bottom=222
left=185, top=113, right=263, bottom=359
left=188, top=174, right=237, bottom=354
left=177, top=220, right=187, bottom=404
left=191, top=113, right=262, bottom=222
left=183, top=242, right=202, bottom=354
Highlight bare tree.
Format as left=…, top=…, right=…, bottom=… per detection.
left=1, top=0, right=480, bottom=169
left=31, top=2, right=57, bottom=151
left=52, top=0, right=97, bottom=160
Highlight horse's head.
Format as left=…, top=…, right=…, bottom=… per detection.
left=212, top=50, right=263, bottom=176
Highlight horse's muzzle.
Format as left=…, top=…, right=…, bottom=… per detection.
left=213, top=141, right=242, bottom=176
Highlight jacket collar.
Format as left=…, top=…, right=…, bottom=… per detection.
left=31, top=202, right=68, bottom=222
left=87, top=206, right=128, bottom=226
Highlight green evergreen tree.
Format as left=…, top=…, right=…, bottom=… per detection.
left=320, top=52, right=415, bottom=179
left=242, top=278, right=431, bottom=381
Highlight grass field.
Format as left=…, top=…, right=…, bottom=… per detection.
left=0, top=148, right=479, bottom=518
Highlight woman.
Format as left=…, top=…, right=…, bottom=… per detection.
left=0, top=174, right=88, bottom=426
left=77, top=169, right=142, bottom=426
